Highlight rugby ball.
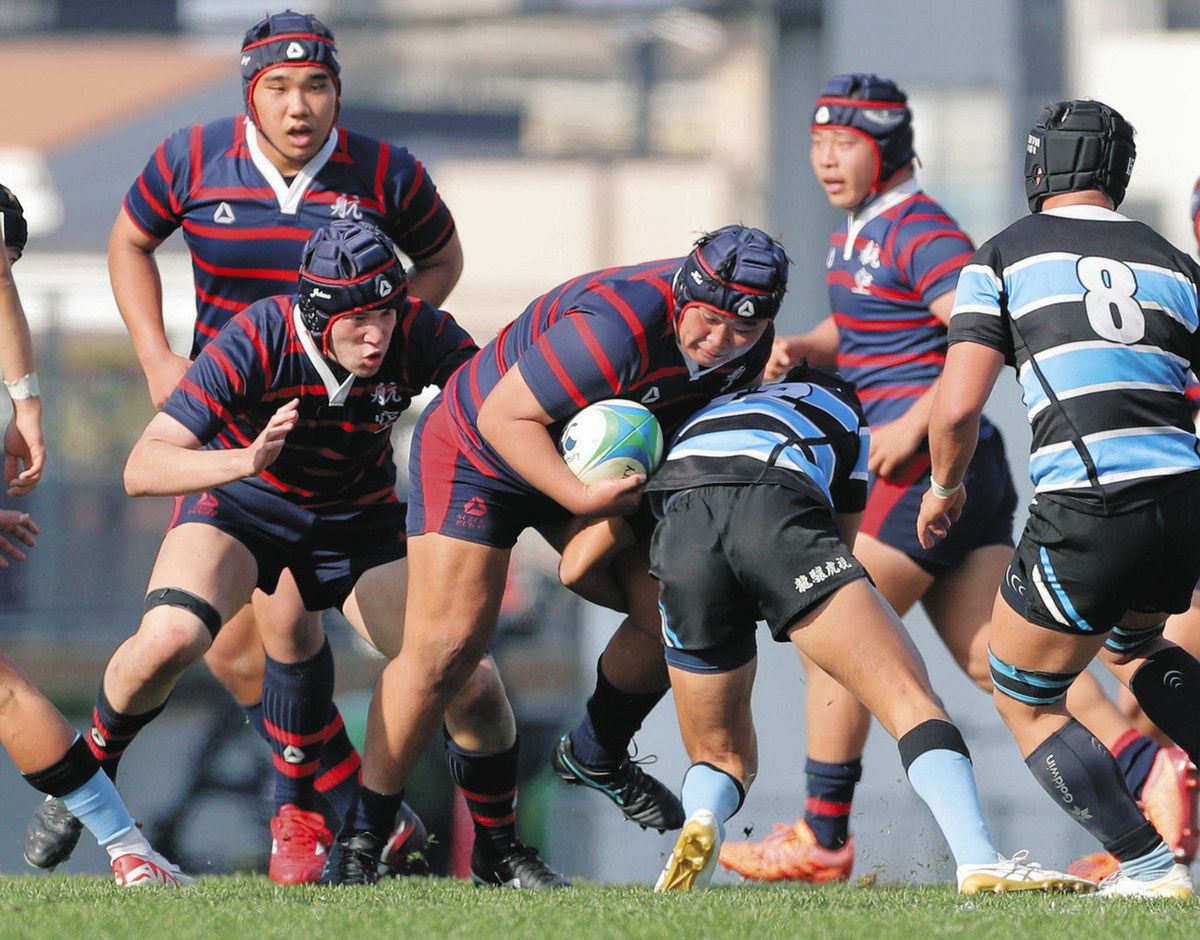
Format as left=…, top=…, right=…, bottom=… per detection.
left=560, top=399, right=664, bottom=486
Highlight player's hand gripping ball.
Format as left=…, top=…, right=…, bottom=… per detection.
left=560, top=400, right=663, bottom=486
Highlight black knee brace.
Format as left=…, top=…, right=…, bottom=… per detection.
left=1130, top=645, right=1200, bottom=763
left=144, top=587, right=222, bottom=639
left=1105, top=621, right=1167, bottom=657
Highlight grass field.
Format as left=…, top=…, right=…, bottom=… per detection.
left=0, top=875, right=1194, bottom=939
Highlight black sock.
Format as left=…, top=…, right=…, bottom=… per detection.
left=1109, top=729, right=1161, bottom=800
left=1025, top=719, right=1160, bottom=860
left=23, top=736, right=100, bottom=797
left=568, top=657, right=667, bottom=769
left=1130, top=645, right=1200, bottom=764
left=88, top=687, right=168, bottom=781
left=348, top=785, right=404, bottom=842
left=261, top=640, right=336, bottom=812
left=445, top=733, right=519, bottom=856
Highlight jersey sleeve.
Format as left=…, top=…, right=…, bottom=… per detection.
left=517, top=312, right=644, bottom=422
left=895, top=220, right=974, bottom=306
left=161, top=307, right=274, bottom=445
left=381, top=145, right=456, bottom=261
left=946, top=243, right=1015, bottom=363
left=402, top=300, right=479, bottom=389
left=122, top=127, right=190, bottom=241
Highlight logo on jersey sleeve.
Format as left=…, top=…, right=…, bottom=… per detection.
left=214, top=202, right=237, bottom=224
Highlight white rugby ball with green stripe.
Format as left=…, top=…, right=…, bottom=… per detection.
left=560, top=399, right=664, bottom=486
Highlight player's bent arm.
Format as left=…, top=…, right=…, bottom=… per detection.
left=109, top=210, right=189, bottom=405
left=927, top=341, right=1004, bottom=490
left=124, top=400, right=298, bottom=497
left=477, top=367, right=643, bottom=517
left=407, top=232, right=464, bottom=309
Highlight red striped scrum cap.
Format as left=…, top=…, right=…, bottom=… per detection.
left=811, top=73, right=915, bottom=198
left=241, top=10, right=341, bottom=125
left=673, top=225, right=789, bottom=321
left=298, top=220, right=408, bottom=355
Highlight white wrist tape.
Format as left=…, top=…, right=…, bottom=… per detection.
left=4, top=372, right=39, bottom=400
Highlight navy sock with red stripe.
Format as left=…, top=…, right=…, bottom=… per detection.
left=348, top=785, right=405, bottom=842
left=445, top=733, right=520, bottom=856
left=88, top=687, right=168, bottom=781
left=244, top=698, right=362, bottom=826
left=261, top=639, right=336, bottom=812
left=804, top=757, right=861, bottom=850
left=1110, top=729, right=1161, bottom=800
left=313, top=705, right=362, bottom=822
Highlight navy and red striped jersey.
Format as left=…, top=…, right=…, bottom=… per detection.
left=162, top=294, right=476, bottom=509
left=827, top=179, right=973, bottom=426
left=441, top=258, right=774, bottom=486
left=124, top=117, right=456, bottom=356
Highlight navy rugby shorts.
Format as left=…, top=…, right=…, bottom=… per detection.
left=861, top=424, right=1016, bottom=573
left=170, top=480, right=406, bottom=612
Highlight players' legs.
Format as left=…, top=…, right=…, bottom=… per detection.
left=988, top=597, right=1180, bottom=884
left=96, top=524, right=258, bottom=774
left=202, top=605, right=265, bottom=707
left=797, top=532, right=931, bottom=853
left=787, top=578, right=1006, bottom=872
left=1118, top=590, right=1200, bottom=738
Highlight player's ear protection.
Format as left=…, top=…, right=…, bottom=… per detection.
left=1024, top=99, right=1135, bottom=212
left=811, top=73, right=914, bottom=206
left=298, top=219, right=408, bottom=355
left=144, top=587, right=223, bottom=639
left=673, top=225, right=789, bottom=323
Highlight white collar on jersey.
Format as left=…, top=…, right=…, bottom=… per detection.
left=245, top=118, right=338, bottom=216
left=292, top=304, right=355, bottom=406
left=1040, top=204, right=1131, bottom=222
left=842, top=178, right=922, bottom=261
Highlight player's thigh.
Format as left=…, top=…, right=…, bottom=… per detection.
left=668, top=659, right=757, bottom=769
left=147, top=523, right=259, bottom=625
left=921, top=543, right=1011, bottom=688
left=786, top=579, right=942, bottom=741
left=251, top=569, right=321, bottom=650
left=612, top=536, right=661, bottom=634
left=342, top=557, right=408, bottom=659
left=405, top=532, right=511, bottom=666
left=854, top=532, right=933, bottom=617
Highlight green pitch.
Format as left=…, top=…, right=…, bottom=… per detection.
left=0, top=876, right=1193, bottom=939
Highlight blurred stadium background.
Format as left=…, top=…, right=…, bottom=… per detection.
left=1, top=0, right=1198, bottom=883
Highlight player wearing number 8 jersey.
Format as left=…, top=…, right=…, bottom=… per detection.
left=919, top=99, right=1200, bottom=898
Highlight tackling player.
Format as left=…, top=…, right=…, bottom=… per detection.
left=325, top=225, right=785, bottom=888
left=1, top=186, right=187, bottom=887
left=39, top=221, right=512, bottom=887
left=919, top=99, right=1200, bottom=898
left=648, top=366, right=1090, bottom=895
left=721, top=74, right=1191, bottom=883
left=25, top=10, right=462, bottom=880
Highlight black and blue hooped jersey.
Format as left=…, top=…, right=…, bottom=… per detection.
left=162, top=294, right=476, bottom=510
left=950, top=204, right=1200, bottom=512
left=645, top=375, right=870, bottom=515
left=124, top=117, right=455, bottom=357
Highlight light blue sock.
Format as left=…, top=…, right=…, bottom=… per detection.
left=681, top=763, right=743, bottom=840
left=60, top=769, right=137, bottom=847
left=1119, top=840, right=1176, bottom=880
left=905, top=749, right=997, bottom=866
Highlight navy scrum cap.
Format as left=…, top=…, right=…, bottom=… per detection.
left=298, top=220, right=407, bottom=354
left=811, top=73, right=915, bottom=197
left=241, top=10, right=340, bottom=125
left=1024, top=99, right=1136, bottom=212
left=0, top=185, right=27, bottom=256
left=674, top=225, right=789, bottom=322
